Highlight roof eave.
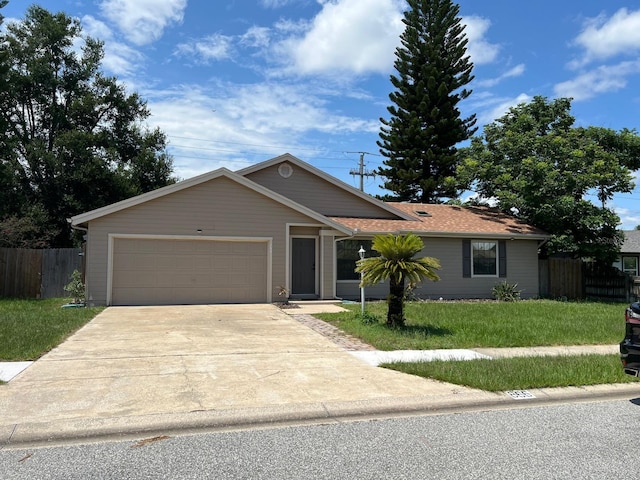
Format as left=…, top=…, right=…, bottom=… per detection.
left=347, top=230, right=549, bottom=240
left=70, top=168, right=235, bottom=226
left=70, top=167, right=353, bottom=235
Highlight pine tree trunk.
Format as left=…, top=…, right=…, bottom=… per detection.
left=387, top=276, right=405, bottom=327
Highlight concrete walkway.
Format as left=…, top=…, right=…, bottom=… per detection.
left=0, top=303, right=636, bottom=447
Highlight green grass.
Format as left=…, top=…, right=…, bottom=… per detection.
left=316, top=300, right=625, bottom=350
left=383, top=354, right=639, bottom=391
left=0, top=298, right=104, bottom=361
left=318, top=300, right=634, bottom=391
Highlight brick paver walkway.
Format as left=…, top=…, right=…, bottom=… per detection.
left=292, top=314, right=376, bottom=351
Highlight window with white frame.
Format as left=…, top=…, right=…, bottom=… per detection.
left=623, top=256, right=639, bottom=276
left=614, top=256, right=639, bottom=275
left=472, top=241, right=498, bottom=276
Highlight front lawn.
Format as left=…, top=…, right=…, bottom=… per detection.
left=0, top=298, right=104, bottom=361
left=317, top=300, right=635, bottom=391
left=315, top=300, right=625, bottom=350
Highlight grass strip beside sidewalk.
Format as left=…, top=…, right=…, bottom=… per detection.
left=383, top=354, right=638, bottom=391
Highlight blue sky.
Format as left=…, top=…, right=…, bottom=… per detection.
left=4, top=0, right=640, bottom=228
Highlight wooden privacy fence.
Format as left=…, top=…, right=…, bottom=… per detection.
left=583, top=263, right=634, bottom=302
left=539, top=258, right=583, bottom=299
left=0, top=248, right=82, bottom=299
left=540, top=258, right=638, bottom=302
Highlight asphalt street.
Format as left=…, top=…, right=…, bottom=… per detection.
left=2, top=398, right=639, bottom=479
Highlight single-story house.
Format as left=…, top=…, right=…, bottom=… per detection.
left=614, top=230, right=640, bottom=275
left=70, top=153, right=549, bottom=306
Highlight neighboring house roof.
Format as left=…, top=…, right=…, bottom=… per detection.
left=621, top=230, right=640, bottom=253
left=69, top=167, right=351, bottom=234
left=331, top=203, right=549, bottom=239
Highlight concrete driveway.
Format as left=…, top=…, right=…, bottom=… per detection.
left=0, top=304, right=478, bottom=444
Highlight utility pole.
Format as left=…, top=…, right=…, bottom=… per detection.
left=348, top=151, right=377, bottom=192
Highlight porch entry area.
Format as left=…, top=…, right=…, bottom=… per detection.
left=291, top=237, right=318, bottom=298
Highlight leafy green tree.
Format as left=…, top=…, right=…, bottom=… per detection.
left=458, top=96, right=640, bottom=264
left=356, top=233, right=440, bottom=327
left=0, top=5, right=176, bottom=247
left=378, top=0, right=476, bottom=203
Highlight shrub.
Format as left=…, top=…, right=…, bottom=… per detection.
left=64, top=269, right=85, bottom=305
left=492, top=281, right=521, bottom=302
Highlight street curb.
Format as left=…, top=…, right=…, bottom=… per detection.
left=3, top=382, right=640, bottom=449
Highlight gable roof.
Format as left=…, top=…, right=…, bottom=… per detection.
left=236, top=153, right=415, bottom=221
left=69, top=154, right=547, bottom=240
left=69, top=167, right=351, bottom=234
left=331, top=203, right=549, bottom=239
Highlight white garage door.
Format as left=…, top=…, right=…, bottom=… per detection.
left=111, top=237, right=269, bottom=305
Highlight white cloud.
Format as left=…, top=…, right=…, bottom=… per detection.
left=99, top=0, right=186, bottom=46
left=463, top=16, right=500, bottom=65
left=278, top=0, right=405, bottom=75
left=613, top=205, right=640, bottom=230
left=260, top=0, right=294, bottom=8
left=274, top=2, right=498, bottom=78
left=554, top=61, right=640, bottom=101
left=461, top=192, right=498, bottom=207
left=241, top=26, right=271, bottom=49
left=477, top=63, right=525, bottom=88
left=81, top=15, right=144, bottom=77
left=175, top=34, right=234, bottom=63
left=470, top=93, right=531, bottom=126
left=81, top=15, right=113, bottom=40
left=144, top=83, right=378, bottom=178
left=0, top=17, right=20, bottom=32
left=572, top=8, right=640, bottom=67
left=224, top=83, right=377, bottom=134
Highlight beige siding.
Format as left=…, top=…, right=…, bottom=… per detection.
left=246, top=163, right=399, bottom=219
left=290, top=226, right=321, bottom=236
left=321, top=235, right=335, bottom=298
left=337, top=237, right=541, bottom=300
left=85, top=177, right=320, bottom=305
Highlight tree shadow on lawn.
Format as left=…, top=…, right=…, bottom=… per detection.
left=392, top=324, right=453, bottom=338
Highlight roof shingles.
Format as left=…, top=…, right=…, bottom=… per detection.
left=330, top=203, right=548, bottom=238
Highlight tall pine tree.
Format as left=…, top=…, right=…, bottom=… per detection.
left=378, top=0, right=476, bottom=203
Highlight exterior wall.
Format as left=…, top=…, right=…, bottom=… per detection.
left=85, top=177, right=322, bottom=305
left=245, top=163, right=399, bottom=219
left=337, top=237, right=541, bottom=300
left=321, top=234, right=335, bottom=299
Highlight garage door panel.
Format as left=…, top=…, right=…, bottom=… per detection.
left=169, top=273, right=213, bottom=286
left=115, top=272, right=156, bottom=288
left=111, top=238, right=268, bottom=305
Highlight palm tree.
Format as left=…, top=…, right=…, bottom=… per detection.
left=356, top=233, right=440, bottom=327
